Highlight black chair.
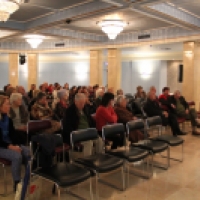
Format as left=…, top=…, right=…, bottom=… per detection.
left=102, top=123, right=150, bottom=187
left=71, top=128, right=125, bottom=200
left=148, top=116, right=184, bottom=165
left=30, top=137, right=93, bottom=200
left=127, top=119, right=170, bottom=171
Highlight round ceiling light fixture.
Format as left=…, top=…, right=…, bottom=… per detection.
left=24, top=34, right=45, bottom=49
left=0, top=0, right=23, bottom=22
left=98, top=20, right=127, bottom=40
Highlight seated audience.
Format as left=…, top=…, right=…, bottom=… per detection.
left=6, top=86, right=16, bottom=97
left=9, top=93, right=28, bottom=131
left=144, top=91, right=186, bottom=136
left=135, top=86, right=146, bottom=100
left=95, top=88, right=104, bottom=109
left=171, top=90, right=200, bottom=135
left=0, top=95, right=30, bottom=191
left=159, top=87, right=175, bottom=112
left=69, top=86, right=77, bottom=104
left=116, top=89, right=123, bottom=96
left=31, top=92, right=61, bottom=133
left=63, top=93, right=94, bottom=145
left=63, top=83, right=69, bottom=90
left=96, top=92, right=124, bottom=149
left=28, top=84, right=36, bottom=99
left=16, top=86, right=30, bottom=108
left=115, top=95, right=144, bottom=143
left=54, top=89, right=69, bottom=120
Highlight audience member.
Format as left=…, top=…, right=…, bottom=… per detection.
left=0, top=95, right=30, bottom=191
left=6, top=86, right=16, bottom=97
left=63, top=83, right=69, bottom=90
left=115, top=95, right=144, bottom=143
left=116, top=89, right=123, bottom=96
left=17, top=86, right=30, bottom=108
left=171, top=90, right=200, bottom=135
left=135, top=86, right=146, bottom=100
left=31, top=92, right=61, bottom=133
left=96, top=92, right=124, bottom=149
left=95, top=88, right=104, bottom=109
left=144, top=91, right=186, bottom=136
left=63, top=93, right=94, bottom=145
left=54, top=89, right=69, bottom=120
left=28, top=84, right=36, bottom=99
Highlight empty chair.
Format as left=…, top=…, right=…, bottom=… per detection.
left=127, top=118, right=170, bottom=170
left=102, top=123, right=150, bottom=186
left=71, top=128, right=124, bottom=200
left=30, top=135, right=92, bottom=200
left=148, top=116, right=184, bottom=165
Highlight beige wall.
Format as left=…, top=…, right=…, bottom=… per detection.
left=28, top=54, right=38, bottom=90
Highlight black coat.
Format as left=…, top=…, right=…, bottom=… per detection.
left=62, top=103, right=95, bottom=145
left=170, top=95, right=189, bottom=110
left=0, top=118, right=26, bottom=148
left=144, top=98, right=168, bottom=126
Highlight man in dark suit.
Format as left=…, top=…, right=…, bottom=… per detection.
left=171, top=90, right=200, bottom=135
left=28, top=84, right=36, bottom=99
left=62, top=93, right=95, bottom=145
left=144, top=91, right=186, bottom=136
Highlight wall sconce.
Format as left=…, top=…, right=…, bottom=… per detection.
left=140, top=72, right=151, bottom=79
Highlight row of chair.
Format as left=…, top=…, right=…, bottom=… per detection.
left=29, top=116, right=184, bottom=200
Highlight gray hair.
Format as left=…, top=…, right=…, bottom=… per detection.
left=96, top=88, right=103, bottom=98
left=174, top=90, right=181, bottom=95
left=116, top=95, right=124, bottom=105
left=10, top=93, right=22, bottom=105
left=75, top=93, right=86, bottom=101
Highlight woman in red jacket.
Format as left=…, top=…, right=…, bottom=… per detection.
left=96, top=92, right=124, bottom=149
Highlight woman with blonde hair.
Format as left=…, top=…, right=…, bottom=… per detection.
left=0, top=95, right=30, bottom=191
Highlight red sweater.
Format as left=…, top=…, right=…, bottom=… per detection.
left=96, top=106, right=118, bottom=131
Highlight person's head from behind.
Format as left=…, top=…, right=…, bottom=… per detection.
left=101, top=92, right=115, bottom=107
left=107, top=87, right=114, bottom=94
left=96, top=88, right=104, bottom=99
left=75, top=93, right=86, bottom=110
left=116, top=95, right=127, bottom=108
left=57, top=89, right=68, bottom=101
left=162, top=87, right=170, bottom=96
left=174, top=90, right=181, bottom=99
left=36, top=92, right=47, bottom=106
left=0, top=95, right=10, bottom=115
left=10, top=93, right=22, bottom=107
left=64, top=83, right=69, bottom=90
left=76, top=86, right=82, bottom=93
left=17, top=86, right=25, bottom=95
left=116, top=89, right=123, bottom=96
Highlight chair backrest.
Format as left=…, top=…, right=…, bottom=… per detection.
left=102, top=123, right=125, bottom=140
left=147, top=116, right=162, bottom=127
left=71, top=128, right=98, bottom=147
left=126, top=119, right=144, bottom=134
left=27, top=120, right=52, bottom=133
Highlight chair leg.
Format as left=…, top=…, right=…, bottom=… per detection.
left=56, top=184, right=61, bottom=200
left=121, top=166, right=125, bottom=191
left=89, top=177, right=93, bottom=200
left=95, top=172, right=99, bottom=200
left=3, top=164, right=7, bottom=196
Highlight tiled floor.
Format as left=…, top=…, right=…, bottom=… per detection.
left=1, top=127, right=200, bottom=200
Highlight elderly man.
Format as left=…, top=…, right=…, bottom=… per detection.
left=144, top=91, right=186, bottom=136
left=95, top=88, right=104, bottom=109
left=16, top=86, right=29, bottom=108
left=171, top=90, right=200, bottom=135
left=115, top=95, right=144, bottom=143
left=63, top=93, right=94, bottom=145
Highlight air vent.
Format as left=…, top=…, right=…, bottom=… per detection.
left=55, top=43, right=65, bottom=47
left=138, top=34, right=151, bottom=40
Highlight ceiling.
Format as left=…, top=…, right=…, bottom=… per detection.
left=0, top=0, right=200, bottom=52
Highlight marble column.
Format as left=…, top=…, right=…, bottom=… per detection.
left=28, top=54, right=38, bottom=90
left=9, top=54, right=19, bottom=87
left=90, top=50, right=103, bottom=86
left=182, top=42, right=200, bottom=110
left=107, top=49, right=121, bottom=93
